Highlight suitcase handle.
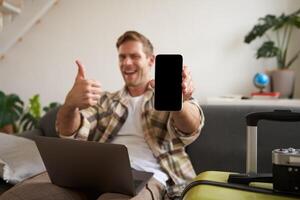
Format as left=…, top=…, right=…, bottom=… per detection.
left=228, top=173, right=273, bottom=185
left=246, top=109, right=300, bottom=174
left=246, top=110, right=300, bottom=126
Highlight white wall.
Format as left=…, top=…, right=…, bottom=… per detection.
left=0, top=0, right=300, bottom=105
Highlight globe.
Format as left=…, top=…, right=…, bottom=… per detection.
left=253, top=72, right=270, bottom=91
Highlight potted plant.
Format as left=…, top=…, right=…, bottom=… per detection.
left=19, top=94, right=60, bottom=132
left=0, top=90, right=24, bottom=133
left=244, top=8, right=300, bottom=98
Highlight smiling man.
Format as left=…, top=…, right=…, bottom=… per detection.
left=1, top=31, right=204, bottom=200
left=118, top=39, right=153, bottom=95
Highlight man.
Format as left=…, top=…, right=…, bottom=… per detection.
left=1, top=31, right=203, bottom=200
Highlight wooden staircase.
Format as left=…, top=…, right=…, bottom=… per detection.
left=0, top=0, right=57, bottom=59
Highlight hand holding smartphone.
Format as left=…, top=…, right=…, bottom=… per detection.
left=154, top=54, right=183, bottom=111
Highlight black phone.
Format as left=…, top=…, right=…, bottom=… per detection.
left=154, top=54, right=183, bottom=111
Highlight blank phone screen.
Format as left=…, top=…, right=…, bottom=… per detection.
left=154, top=54, right=182, bottom=111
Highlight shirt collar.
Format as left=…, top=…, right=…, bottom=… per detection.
left=112, top=84, right=154, bottom=104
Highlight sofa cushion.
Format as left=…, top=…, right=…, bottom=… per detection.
left=38, top=107, right=60, bottom=137
left=0, top=133, right=45, bottom=184
left=18, top=129, right=43, bottom=139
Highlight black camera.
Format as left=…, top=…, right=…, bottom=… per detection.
left=272, top=148, right=300, bottom=196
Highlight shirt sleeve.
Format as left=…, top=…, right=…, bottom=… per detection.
left=56, top=106, right=98, bottom=141
left=167, top=98, right=205, bottom=146
left=74, top=106, right=99, bottom=141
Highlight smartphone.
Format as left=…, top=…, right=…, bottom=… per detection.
left=154, top=54, right=183, bottom=111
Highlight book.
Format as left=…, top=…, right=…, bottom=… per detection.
left=251, top=92, right=280, bottom=99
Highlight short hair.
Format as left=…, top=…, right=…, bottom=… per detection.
left=116, top=31, right=154, bottom=56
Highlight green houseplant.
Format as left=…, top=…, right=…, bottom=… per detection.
left=0, top=91, right=60, bottom=133
left=19, top=94, right=60, bottom=132
left=19, top=94, right=41, bottom=132
left=245, top=8, right=300, bottom=68
left=0, top=91, right=24, bottom=133
left=245, top=8, right=300, bottom=98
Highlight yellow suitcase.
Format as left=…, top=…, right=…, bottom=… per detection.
left=182, top=171, right=299, bottom=200
left=182, top=110, right=300, bottom=200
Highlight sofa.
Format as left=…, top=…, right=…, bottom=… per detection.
left=187, top=104, right=300, bottom=174
left=1, top=104, right=300, bottom=195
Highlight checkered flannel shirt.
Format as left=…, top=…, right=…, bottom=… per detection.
left=60, top=86, right=204, bottom=197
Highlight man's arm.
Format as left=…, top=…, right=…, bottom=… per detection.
left=171, top=66, right=202, bottom=134
left=56, top=106, right=81, bottom=136
left=171, top=101, right=201, bottom=134
left=57, top=60, right=101, bottom=136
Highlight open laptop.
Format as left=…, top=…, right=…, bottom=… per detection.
left=34, top=136, right=153, bottom=196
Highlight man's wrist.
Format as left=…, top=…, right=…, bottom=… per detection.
left=172, top=101, right=191, bottom=115
left=62, top=102, right=78, bottom=114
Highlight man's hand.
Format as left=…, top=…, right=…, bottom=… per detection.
left=172, top=66, right=200, bottom=134
left=149, top=65, right=200, bottom=134
left=149, top=65, right=195, bottom=101
left=64, top=60, right=102, bottom=110
left=57, top=60, right=102, bottom=136
left=182, top=66, right=194, bottom=101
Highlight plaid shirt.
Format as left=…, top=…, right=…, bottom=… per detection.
left=66, top=86, right=204, bottom=197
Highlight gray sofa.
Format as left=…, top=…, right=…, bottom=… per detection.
left=187, top=104, right=300, bottom=174
left=20, top=104, right=300, bottom=174
left=1, top=104, right=300, bottom=194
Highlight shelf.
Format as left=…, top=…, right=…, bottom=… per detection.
left=200, top=97, right=300, bottom=106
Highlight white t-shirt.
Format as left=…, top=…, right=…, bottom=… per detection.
left=111, top=95, right=169, bottom=185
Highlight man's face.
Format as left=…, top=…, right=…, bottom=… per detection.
left=118, top=41, right=154, bottom=88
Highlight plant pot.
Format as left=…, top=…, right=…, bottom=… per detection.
left=271, top=69, right=295, bottom=98
left=0, top=124, right=14, bottom=134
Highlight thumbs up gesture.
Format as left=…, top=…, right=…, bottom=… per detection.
left=75, top=60, right=86, bottom=81
left=64, top=60, right=102, bottom=110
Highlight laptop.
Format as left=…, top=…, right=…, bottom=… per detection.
left=34, top=136, right=153, bottom=196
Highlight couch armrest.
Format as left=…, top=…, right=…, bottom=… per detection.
left=38, top=107, right=60, bottom=137
left=18, top=129, right=43, bottom=140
